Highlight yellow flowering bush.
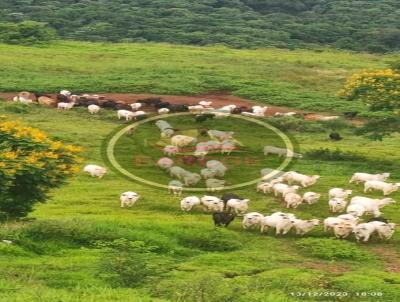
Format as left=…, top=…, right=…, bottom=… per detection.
left=339, top=69, right=400, bottom=111
left=0, top=117, right=83, bottom=220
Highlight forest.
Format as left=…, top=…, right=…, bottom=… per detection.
left=0, top=0, right=399, bottom=52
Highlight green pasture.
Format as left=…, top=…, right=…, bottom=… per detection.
left=0, top=101, right=399, bottom=301
left=0, top=41, right=398, bottom=116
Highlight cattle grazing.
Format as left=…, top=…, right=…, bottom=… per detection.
left=168, top=180, right=183, bottom=196
left=101, top=100, right=118, bottom=109
left=157, top=157, right=174, bottom=170
left=343, top=111, right=358, bottom=119
left=350, top=172, right=390, bottom=184
left=180, top=196, right=201, bottom=212
left=213, top=212, right=235, bottom=227
left=264, top=146, right=302, bottom=158
left=120, top=192, right=140, bottom=208
left=194, top=114, right=214, bottom=122
left=329, top=132, right=343, bottom=141
left=139, top=98, right=162, bottom=106
left=83, top=164, right=107, bottom=178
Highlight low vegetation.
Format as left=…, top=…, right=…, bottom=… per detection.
left=0, top=41, right=398, bottom=117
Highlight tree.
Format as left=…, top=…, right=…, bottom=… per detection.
left=0, top=118, right=82, bottom=220
left=339, top=69, right=400, bottom=111
left=0, top=21, right=57, bottom=45
left=355, top=116, right=400, bottom=141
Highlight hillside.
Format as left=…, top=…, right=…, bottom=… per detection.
left=0, top=41, right=397, bottom=116
left=1, top=0, right=400, bottom=52
left=0, top=100, right=399, bottom=302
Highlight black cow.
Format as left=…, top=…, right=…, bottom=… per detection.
left=232, top=106, right=251, bottom=114
left=168, top=104, right=189, bottom=112
left=221, top=193, right=242, bottom=210
left=194, top=113, right=215, bottom=122
left=212, top=212, right=235, bottom=227
left=139, top=98, right=162, bottom=106
left=115, top=103, right=131, bottom=110
left=56, top=94, right=70, bottom=102
left=101, top=100, right=118, bottom=109
left=343, top=111, right=358, bottom=119
left=329, top=132, right=343, bottom=141
left=155, top=102, right=171, bottom=109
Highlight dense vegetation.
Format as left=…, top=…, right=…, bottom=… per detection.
left=0, top=102, right=399, bottom=301
left=0, top=41, right=398, bottom=117
left=0, top=118, right=81, bottom=220
left=1, top=0, right=400, bottom=52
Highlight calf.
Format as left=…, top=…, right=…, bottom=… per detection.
left=213, top=212, right=235, bottom=227
left=120, top=192, right=140, bottom=208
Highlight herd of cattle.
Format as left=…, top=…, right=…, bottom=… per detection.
left=11, top=90, right=358, bottom=125
left=10, top=90, right=397, bottom=243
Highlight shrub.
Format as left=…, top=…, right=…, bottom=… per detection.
left=296, top=238, right=373, bottom=261
left=97, top=239, right=171, bottom=287
left=267, top=117, right=326, bottom=133
left=176, top=228, right=242, bottom=252
left=3, top=103, right=31, bottom=114
left=0, top=118, right=82, bottom=220
left=339, top=69, right=400, bottom=111
left=0, top=21, right=57, bottom=45
left=304, top=148, right=366, bottom=161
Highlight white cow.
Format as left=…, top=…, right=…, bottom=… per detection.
left=163, top=145, right=179, bottom=156
left=242, top=212, right=264, bottom=229
left=157, top=157, right=174, bottom=170
left=260, top=212, right=296, bottom=235
left=158, top=108, right=170, bottom=114
left=171, top=135, right=197, bottom=148
left=263, top=146, right=302, bottom=158
left=348, top=196, right=395, bottom=217
left=206, top=178, right=226, bottom=192
left=328, top=198, right=347, bottom=213
left=168, top=180, right=183, bottom=196
left=293, top=219, right=320, bottom=235
left=353, top=223, right=377, bottom=242
left=282, top=171, right=320, bottom=187
left=117, top=110, right=134, bottom=121
left=226, top=199, right=250, bottom=215
left=364, top=180, right=400, bottom=196
left=272, top=183, right=300, bottom=197
left=284, top=193, right=303, bottom=208
left=169, top=166, right=189, bottom=180
left=58, top=102, right=75, bottom=110
left=329, top=188, right=352, bottom=199
left=83, top=164, right=107, bottom=178
left=368, top=221, right=396, bottom=240
left=323, top=214, right=358, bottom=232
left=350, top=172, right=390, bottom=184
left=183, top=173, right=201, bottom=186
left=200, top=196, right=224, bottom=212
left=88, top=104, right=100, bottom=114
left=180, top=196, right=201, bottom=212
left=303, top=192, right=321, bottom=204
left=120, top=192, right=140, bottom=208
left=130, top=103, right=142, bottom=111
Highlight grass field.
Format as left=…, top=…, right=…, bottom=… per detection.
left=0, top=41, right=398, bottom=116
left=0, top=101, right=399, bottom=302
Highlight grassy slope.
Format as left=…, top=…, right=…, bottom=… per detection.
left=0, top=103, right=399, bottom=302
left=0, top=41, right=398, bottom=115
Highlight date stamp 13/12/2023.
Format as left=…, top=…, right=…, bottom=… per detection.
left=289, top=291, right=384, bottom=298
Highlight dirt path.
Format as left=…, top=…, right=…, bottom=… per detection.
left=0, top=91, right=366, bottom=124
left=370, top=246, right=400, bottom=273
